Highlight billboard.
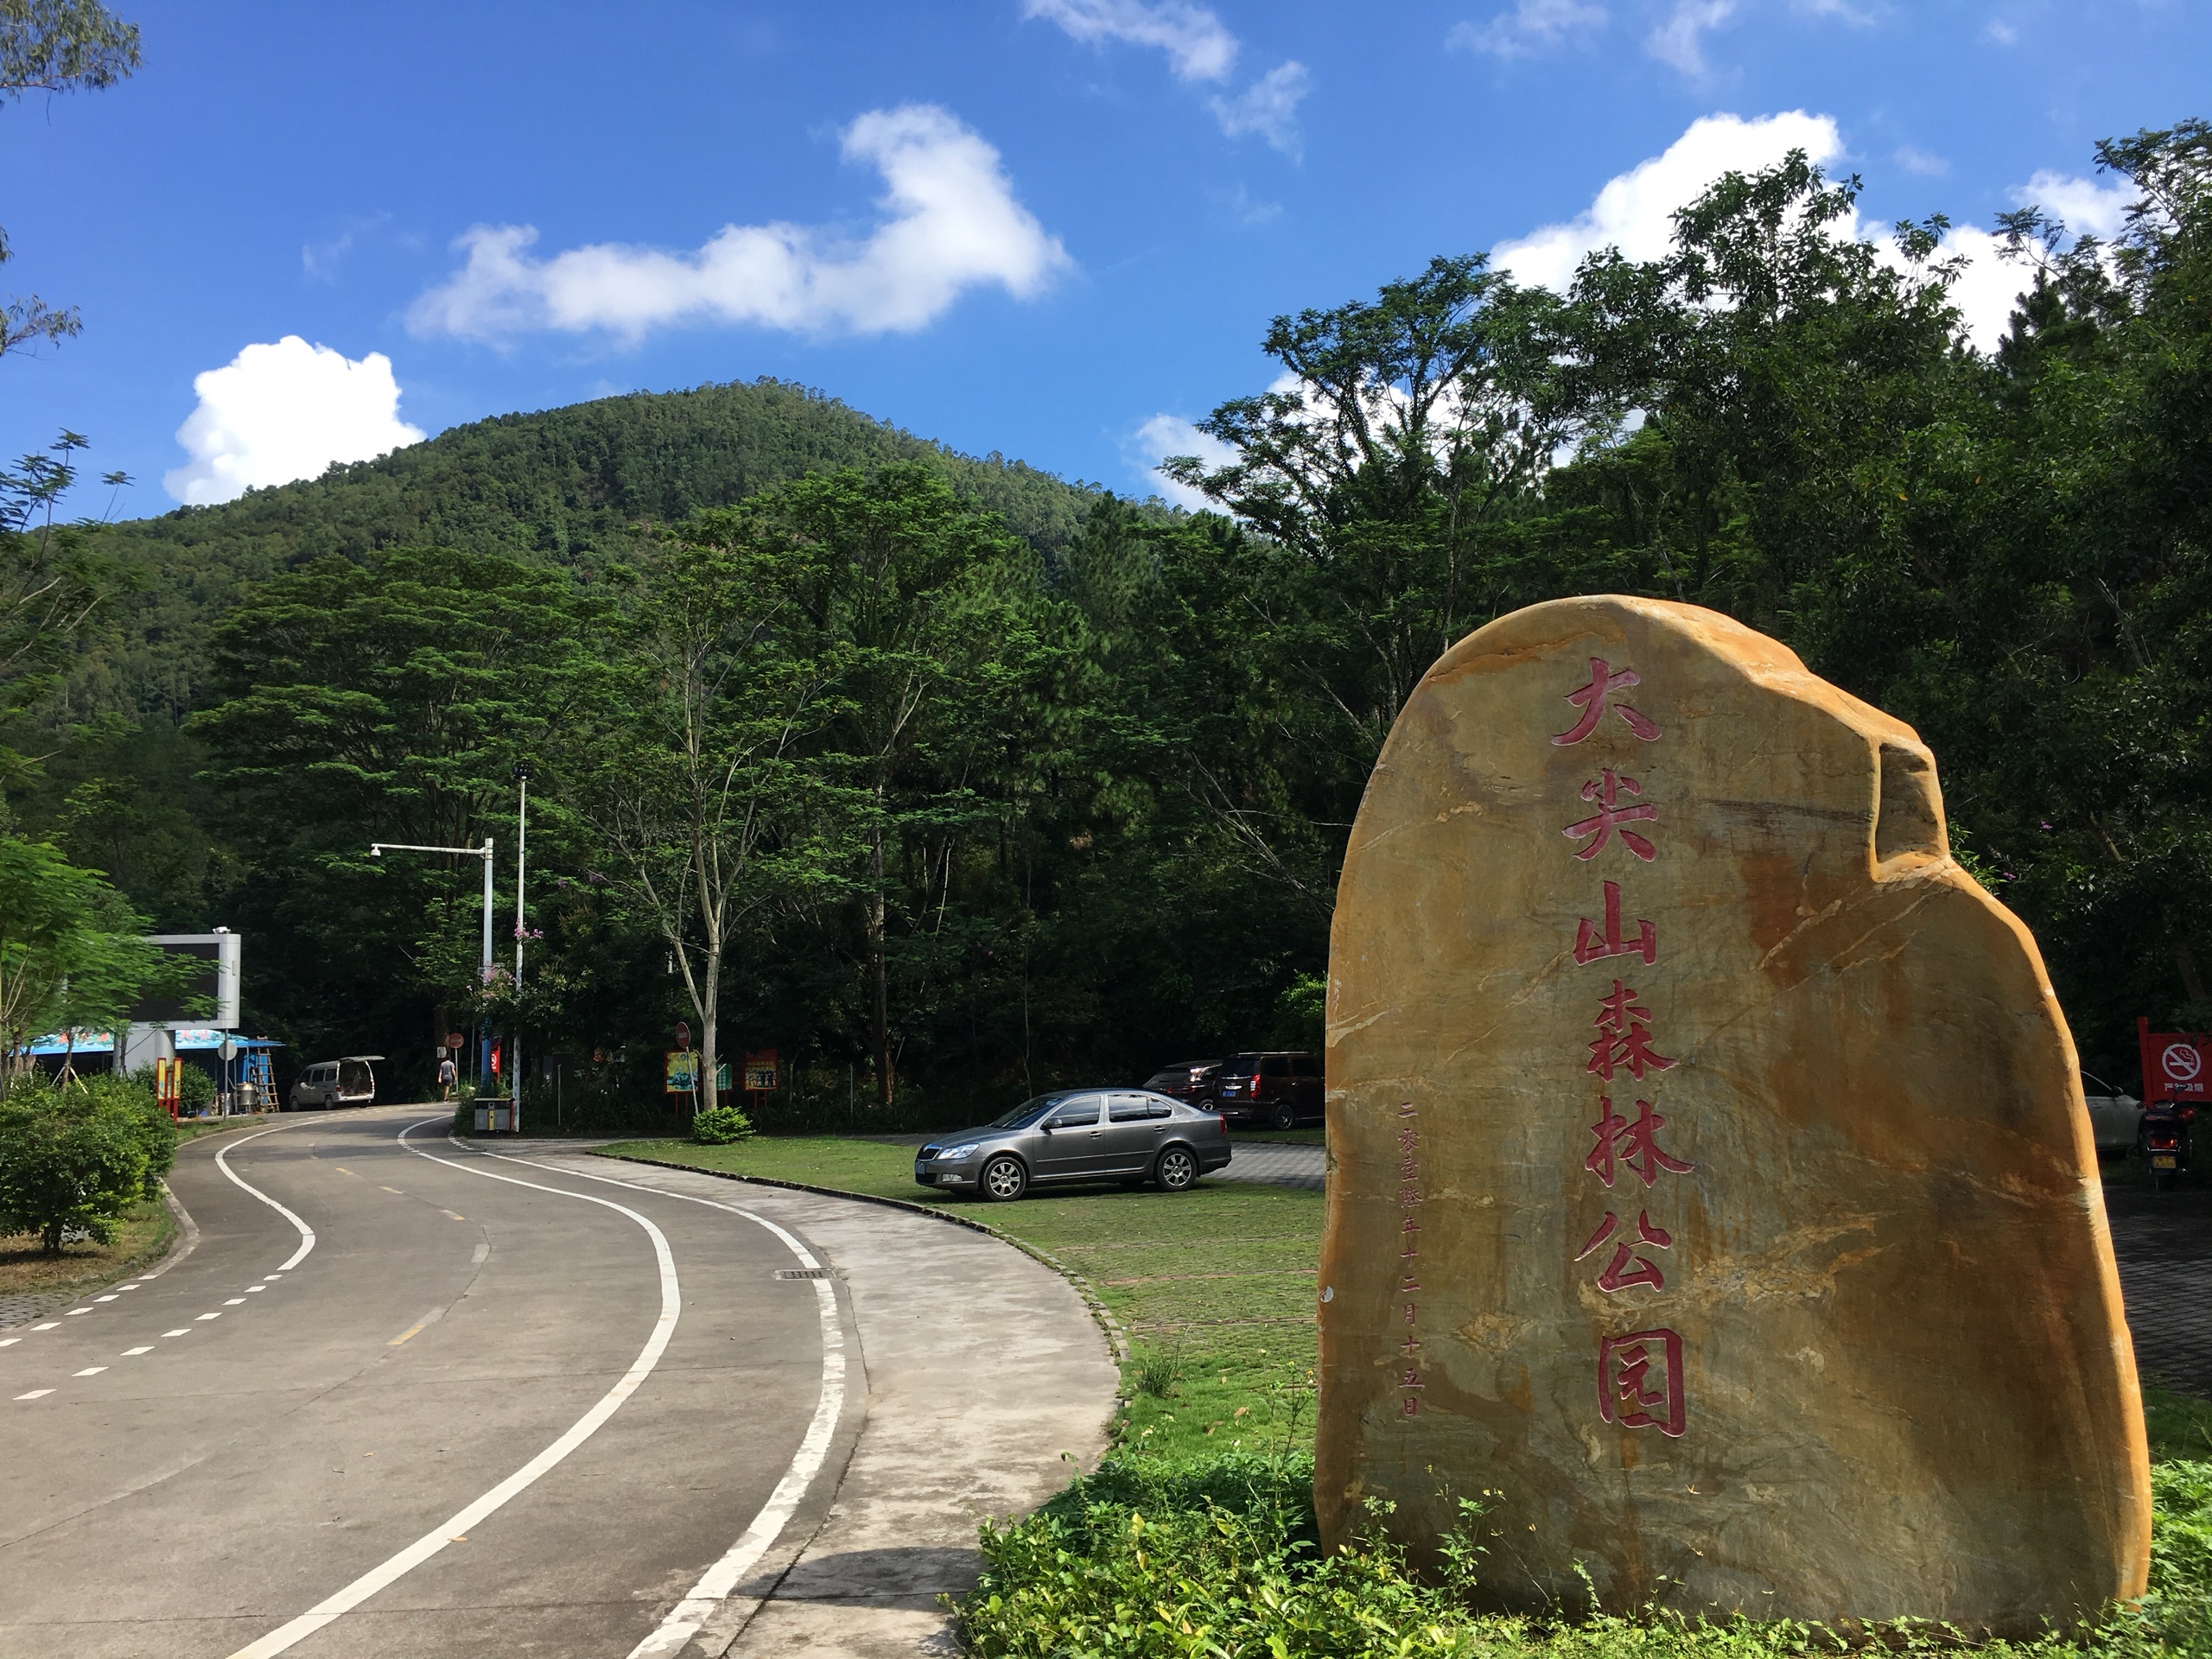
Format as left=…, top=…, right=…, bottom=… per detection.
left=130, top=932, right=241, bottom=1028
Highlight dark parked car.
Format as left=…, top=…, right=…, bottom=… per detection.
left=1212, top=1052, right=1323, bottom=1129
left=1143, top=1058, right=1223, bottom=1105
left=913, top=1089, right=1232, bottom=1202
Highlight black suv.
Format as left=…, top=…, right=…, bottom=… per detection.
left=1210, top=1052, right=1323, bottom=1129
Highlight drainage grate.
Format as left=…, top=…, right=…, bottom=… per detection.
left=774, top=1267, right=834, bottom=1281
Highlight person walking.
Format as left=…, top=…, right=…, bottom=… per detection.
left=438, top=1053, right=459, bottom=1100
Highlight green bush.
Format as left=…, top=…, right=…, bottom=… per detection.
left=961, top=1449, right=2207, bottom=1659
left=130, top=1062, right=215, bottom=1115
left=0, top=1073, right=175, bottom=1251
left=691, top=1104, right=755, bottom=1145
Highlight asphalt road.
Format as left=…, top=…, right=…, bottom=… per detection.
left=0, top=1105, right=1116, bottom=1658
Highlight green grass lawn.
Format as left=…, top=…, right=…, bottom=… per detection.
left=0, top=1198, right=175, bottom=1300
left=598, top=1135, right=1322, bottom=1459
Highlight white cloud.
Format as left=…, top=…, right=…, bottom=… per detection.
left=408, top=105, right=1069, bottom=343
left=1022, top=0, right=1237, bottom=79
left=164, top=336, right=423, bottom=505
left=1646, top=0, right=1738, bottom=75
left=1495, top=111, right=1844, bottom=290
left=1128, top=413, right=1237, bottom=509
left=1208, top=61, right=1311, bottom=157
left=1983, top=18, right=2018, bottom=45
left=1893, top=144, right=1947, bottom=176
left=1025, top=0, right=1308, bottom=154
left=2014, top=168, right=2132, bottom=241
left=1448, top=0, right=1606, bottom=59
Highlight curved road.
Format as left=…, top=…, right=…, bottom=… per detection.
left=0, top=1106, right=1116, bottom=1658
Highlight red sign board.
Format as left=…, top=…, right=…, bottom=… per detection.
left=2139, top=1017, right=2212, bottom=1103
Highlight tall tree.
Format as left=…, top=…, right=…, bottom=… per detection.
left=772, top=466, right=1030, bottom=1106
left=561, top=512, right=843, bottom=1116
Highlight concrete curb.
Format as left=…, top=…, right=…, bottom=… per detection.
left=594, top=1151, right=1132, bottom=1367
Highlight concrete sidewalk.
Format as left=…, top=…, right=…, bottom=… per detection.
left=531, top=1148, right=1120, bottom=1659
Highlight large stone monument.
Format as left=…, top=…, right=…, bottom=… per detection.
left=1317, top=595, right=2149, bottom=1630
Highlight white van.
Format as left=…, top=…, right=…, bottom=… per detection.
left=289, top=1056, right=379, bottom=1110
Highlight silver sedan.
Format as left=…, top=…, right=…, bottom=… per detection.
left=913, top=1089, right=1232, bottom=1202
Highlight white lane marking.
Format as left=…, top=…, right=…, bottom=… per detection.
left=123, top=1346, right=153, bottom=1356
left=94, top=1295, right=118, bottom=1303
left=31, top=1322, right=56, bottom=1332
left=222, top=1120, right=683, bottom=1659
left=263, top=1274, right=283, bottom=1282
left=73, top=1366, right=106, bottom=1377
left=245, top=1285, right=265, bottom=1293
left=215, top=1127, right=317, bottom=1271
left=470, top=1243, right=489, bottom=1264
left=64, top=1308, right=91, bottom=1317
left=196, top=1313, right=221, bottom=1322
left=162, top=1329, right=189, bottom=1338
left=0, top=1338, right=16, bottom=1347
left=118, top=1284, right=138, bottom=1291
left=465, top=1147, right=849, bottom=1658
left=223, top=1298, right=246, bottom=1306
left=15, top=1389, right=52, bottom=1400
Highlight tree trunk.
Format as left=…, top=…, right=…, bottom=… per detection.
left=2177, top=939, right=2209, bottom=1007
left=701, top=936, right=721, bottom=1119
left=869, top=804, right=892, bottom=1109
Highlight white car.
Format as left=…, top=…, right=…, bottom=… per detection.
left=2082, top=1071, right=2141, bottom=1153
left=289, top=1056, right=379, bottom=1110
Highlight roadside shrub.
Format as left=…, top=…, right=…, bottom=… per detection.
left=0, top=1073, right=173, bottom=1251
left=691, top=1104, right=755, bottom=1145
left=130, top=1062, right=216, bottom=1116
left=962, top=1448, right=2203, bottom=1659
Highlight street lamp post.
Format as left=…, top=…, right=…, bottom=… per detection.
left=369, top=836, right=496, bottom=1107
left=512, top=766, right=531, bottom=1135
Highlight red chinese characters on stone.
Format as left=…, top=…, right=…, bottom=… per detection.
left=1575, top=1210, right=1675, bottom=1292
left=1598, top=1328, right=1686, bottom=1437
left=1586, top=981, right=1676, bottom=1082
left=1552, top=658, right=1662, bottom=747
left=1575, top=880, right=1657, bottom=967
left=1563, top=771, right=1658, bottom=862
left=1585, top=1097, right=1695, bottom=1189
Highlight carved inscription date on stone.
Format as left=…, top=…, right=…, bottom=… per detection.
left=1315, top=596, right=2149, bottom=1632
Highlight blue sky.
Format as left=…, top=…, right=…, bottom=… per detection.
left=3, top=0, right=2206, bottom=515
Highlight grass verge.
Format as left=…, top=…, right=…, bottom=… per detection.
left=597, top=1135, right=1322, bottom=1460
left=0, top=1198, right=176, bottom=1300
left=608, top=1134, right=2212, bottom=1656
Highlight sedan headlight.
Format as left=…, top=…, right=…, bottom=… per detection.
left=934, top=1144, right=978, bottom=1162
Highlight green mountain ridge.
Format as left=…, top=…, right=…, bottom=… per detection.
left=75, top=377, right=1116, bottom=722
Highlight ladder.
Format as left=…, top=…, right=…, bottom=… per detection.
left=241, top=1049, right=276, bottom=1113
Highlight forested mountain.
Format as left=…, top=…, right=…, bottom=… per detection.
left=70, top=378, right=1103, bottom=723
left=6, top=122, right=2209, bottom=1122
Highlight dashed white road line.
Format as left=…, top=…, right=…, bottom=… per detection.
left=195, top=1313, right=221, bottom=1322
left=15, top=1389, right=51, bottom=1401
left=0, top=1338, right=16, bottom=1348
left=123, top=1346, right=153, bottom=1357
left=470, top=1144, right=850, bottom=1658
left=30, top=1322, right=56, bottom=1332
left=161, top=1329, right=188, bottom=1338
left=220, top=1119, right=685, bottom=1659
left=73, top=1367, right=105, bottom=1377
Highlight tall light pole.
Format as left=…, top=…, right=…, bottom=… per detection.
left=512, top=765, right=531, bottom=1133
left=369, top=837, right=495, bottom=1096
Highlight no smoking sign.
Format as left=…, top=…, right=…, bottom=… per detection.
left=2141, top=1019, right=2212, bottom=1102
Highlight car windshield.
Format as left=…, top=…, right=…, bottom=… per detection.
left=985, top=1095, right=1062, bottom=1130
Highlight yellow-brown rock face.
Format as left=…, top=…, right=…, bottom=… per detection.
left=1318, top=595, right=2149, bottom=1629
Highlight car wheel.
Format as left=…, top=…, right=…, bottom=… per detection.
left=1155, top=1146, right=1199, bottom=1192
left=1268, top=1102, right=1297, bottom=1131
left=981, top=1154, right=1028, bottom=1202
